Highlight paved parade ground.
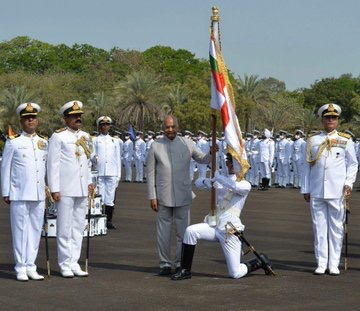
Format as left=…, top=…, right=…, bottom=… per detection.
left=0, top=180, right=359, bottom=311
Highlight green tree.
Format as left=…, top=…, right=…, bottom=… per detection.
left=142, top=46, right=209, bottom=83
left=257, top=93, right=303, bottom=132
left=113, top=70, right=165, bottom=130
left=303, top=74, right=360, bottom=123
left=0, top=85, right=39, bottom=132
left=297, top=106, right=321, bottom=134
left=163, top=83, right=191, bottom=114
left=88, top=91, right=114, bottom=122
left=236, top=74, right=271, bottom=131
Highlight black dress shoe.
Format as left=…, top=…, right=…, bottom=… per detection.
left=171, top=268, right=192, bottom=281
left=175, top=267, right=181, bottom=274
left=107, top=222, right=117, bottom=230
left=159, top=267, right=172, bottom=276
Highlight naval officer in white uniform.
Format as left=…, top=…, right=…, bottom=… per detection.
left=1, top=103, right=47, bottom=281
left=47, top=100, right=95, bottom=278
left=93, top=116, right=121, bottom=229
left=172, top=153, right=270, bottom=280
left=301, top=103, right=358, bottom=275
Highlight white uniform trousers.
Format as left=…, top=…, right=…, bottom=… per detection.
left=310, top=198, right=345, bottom=269
left=134, top=159, right=144, bottom=182
left=97, top=176, right=118, bottom=206
left=124, top=160, right=132, bottom=182
left=56, top=196, right=87, bottom=272
left=10, top=201, right=44, bottom=273
left=259, top=161, right=271, bottom=179
left=156, top=204, right=190, bottom=269
left=292, top=160, right=302, bottom=188
left=277, top=162, right=289, bottom=187
left=249, top=159, right=260, bottom=186
left=183, top=223, right=248, bottom=278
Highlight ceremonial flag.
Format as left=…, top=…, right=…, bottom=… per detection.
left=128, top=124, right=136, bottom=141
left=209, top=35, right=249, bottom=178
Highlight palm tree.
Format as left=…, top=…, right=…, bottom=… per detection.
left=258, top=94, right=303, bottom=132
left=113, top=70, right=165, bottom=130
left=236, top=74, right=271, bottom=131
left=0, top=85, right=39, bottom=132
left=163, top=83, right=190, bottom=114
left=296, top=106, right=321, bottom=134
left=88, top=92, right=112, bottom=117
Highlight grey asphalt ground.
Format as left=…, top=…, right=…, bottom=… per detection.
left=0, top=179, right=359, bottom=311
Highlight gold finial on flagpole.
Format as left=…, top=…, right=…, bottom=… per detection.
left=211, top=6, right=220, bottom=22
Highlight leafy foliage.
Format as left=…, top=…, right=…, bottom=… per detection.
left=1, top=36, right=360, bottom=145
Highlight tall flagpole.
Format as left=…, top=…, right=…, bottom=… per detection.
left=210, top=7, right=220, bottom=220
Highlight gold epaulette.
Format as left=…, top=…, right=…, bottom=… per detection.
left=9, top=134, right=20, bottom=140
left=38, top=134, right=48, bottom=140
left=338, top=132, right=351, bottom=139
left=308, top=131, right=320, bottom=137
left=55, top=128, right=66, bottom=133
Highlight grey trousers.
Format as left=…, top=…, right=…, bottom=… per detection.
left=156, top=204, right=190, bottom=268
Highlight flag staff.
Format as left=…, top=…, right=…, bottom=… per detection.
left=209, top=6, right=220, bottom=221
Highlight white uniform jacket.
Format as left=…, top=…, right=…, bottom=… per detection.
left=122, top=139, right=134, bottom=161
left=292, top=138, right=306, bottom=162
left=196, top=174, right=251, bottom=231
left=134, top=138, right=146, bottom=162
left=277, top=139, right=291, bottom=164
left=47, top=128, right=92, bottom=197
left=301, top=130, right=358, bottom=199
left=259, top=138, right=275, bottom=163
left=1, top=132, right=47, bottom=201
left=93, top=134, right=121, bottom=178
left=250, top=138, right=260, bottom=162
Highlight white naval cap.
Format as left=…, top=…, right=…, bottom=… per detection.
left=16, top=102, right=41, bottom=117
left=96, top=115, right=112, bottom=126
left=60, top=100, right=84, bottom=116
left=317, top=103, right=341, bottom=117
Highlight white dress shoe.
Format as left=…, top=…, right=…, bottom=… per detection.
left=72, top=269, right=88, bottom=277
left=16, top=272, right=29, bottom=282
left=329, top=267, right=340, bottom=276
left=27, top=271, right=44, bottom=280
left=61, top=270, right=74, bottom=278
left=314, top=266, right=326, bottom=275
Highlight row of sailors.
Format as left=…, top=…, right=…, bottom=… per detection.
left=92, top=119, right=359, bottom=190
left=92, top=126, right=231, bottom=183
left=243, top=128, right=359, bottom=190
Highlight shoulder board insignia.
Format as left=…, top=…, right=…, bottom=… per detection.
left=338, top=132, right=351, bottom=139
left=9, top=134, right=20, bottom=140
left=38, top=134, right=48, bottom=140
left=308, top=131, right=320, bottom=137
left=55, top=128, right=66, bottom=133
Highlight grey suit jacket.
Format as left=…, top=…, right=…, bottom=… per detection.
left=146, top=136, right=211, bottom=207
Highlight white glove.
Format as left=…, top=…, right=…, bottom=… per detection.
left=203, top=178, right=212, bottom=188
left=212, top=181, right=222, bottom=189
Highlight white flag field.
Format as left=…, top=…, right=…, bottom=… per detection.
left=209, top=35, right=250, bottom=179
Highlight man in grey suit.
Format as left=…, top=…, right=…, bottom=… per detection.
left=146, top=115, right=212, bottom=276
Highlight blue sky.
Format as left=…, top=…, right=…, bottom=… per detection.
left=1, top=0, right=360, bottom=90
